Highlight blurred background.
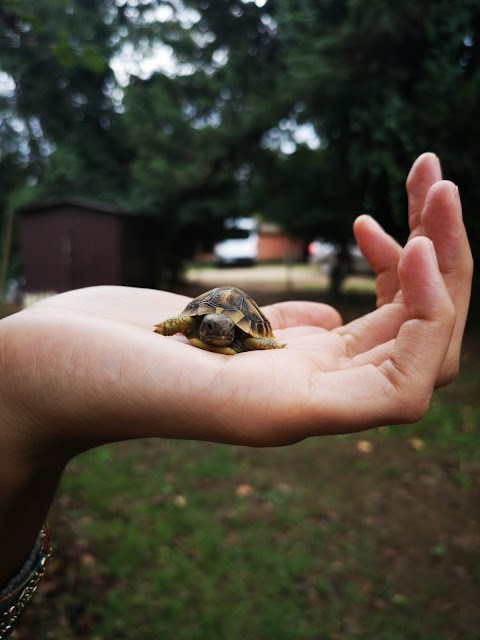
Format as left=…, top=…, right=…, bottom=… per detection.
left=1, top=0, right=480, bottom=301
left=1, top=1, right=479, bottom=639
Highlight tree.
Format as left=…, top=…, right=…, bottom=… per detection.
left=120, top=0, right=287, bottom=282
left=0, top=0, right=288, bottom=286
left=263, top=0, right=480, bottom=292
left=1, top=0, right=478, bottom=298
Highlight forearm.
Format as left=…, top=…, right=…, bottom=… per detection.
left=0, top=463, right=63, bottom=589
left=0, top=406, right=66, bottom=587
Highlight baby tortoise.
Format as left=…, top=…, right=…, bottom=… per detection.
left=154, top=285, right=285, bottom=355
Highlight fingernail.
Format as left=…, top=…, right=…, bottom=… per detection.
left=429, top=240, right=439, bottom=269
left=452, top=183, right=463, bottom=218
left=434, top=154, right=442, bottom=172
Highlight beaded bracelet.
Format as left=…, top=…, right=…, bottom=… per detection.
left=0, top=527, right=52, bottom=639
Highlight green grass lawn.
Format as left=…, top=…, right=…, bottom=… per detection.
left=16, top=333, right=480, bottom=640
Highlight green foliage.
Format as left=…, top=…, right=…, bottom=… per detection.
left=0, top=0, right=132, bottom=206
left=271, top=1, right=480, bottom=238
left=1, top=0, right=479, bottom=288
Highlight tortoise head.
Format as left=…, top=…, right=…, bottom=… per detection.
left=199, top=313, right=236, bottom=347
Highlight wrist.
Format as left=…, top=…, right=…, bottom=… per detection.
left=0, top=461, right=62, bottom=587
left=0, top=525, right=52, bottom=637
left=0, top=408, right=65, bottom=587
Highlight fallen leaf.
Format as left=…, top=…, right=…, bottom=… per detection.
left=173, top=494, right=187, bottom=507
left=80, top=552, right=96, bottom=568
left=408, top=437, right=425, bottom=451
left=356, top=440, right=374, bottom=454
left=235, top=483, right=254, bottom=497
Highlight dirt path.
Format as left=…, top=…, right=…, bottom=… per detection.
left=182, top=264, right=376, bottom=309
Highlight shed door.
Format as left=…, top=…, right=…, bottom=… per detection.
left=68, top=213, right=122, bottom=289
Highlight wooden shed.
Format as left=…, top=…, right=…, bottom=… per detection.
left=20, top=198, right=158, bottom=294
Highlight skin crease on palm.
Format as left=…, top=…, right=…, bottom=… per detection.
left=0, top=152, right=473, bottom=587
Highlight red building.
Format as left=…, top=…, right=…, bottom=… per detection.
left=257, top=222, right=305, bottom=262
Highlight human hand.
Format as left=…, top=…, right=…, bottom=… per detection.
left=0, top=233, right=457, bottom=455
left=353, top=152, right=473, bottom=387
left=0, top=152, right=470, bottom=584
left=1, top=152, right=472, bottom=456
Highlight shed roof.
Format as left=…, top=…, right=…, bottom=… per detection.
left=20, top=196, right=125, bottom=217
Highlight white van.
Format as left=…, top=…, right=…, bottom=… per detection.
left=214, top=218, right=258, bottom=266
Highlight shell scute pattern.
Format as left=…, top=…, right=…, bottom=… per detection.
left=183, top=286, right=273, bottom=339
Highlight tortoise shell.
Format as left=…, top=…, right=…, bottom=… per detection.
left=182, top=286, right=274, bottom=340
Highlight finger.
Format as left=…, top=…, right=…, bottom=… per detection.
left=334, top=300, right=406, bottom=357
left=379, top=236, right=455, bottom=400
left=352, top=153, right=443, bottom=309
left=353, top=215, right=401, bottom=306
left=421, top=181, right=473, bottom=385
left=406, top=152, right=442, bottom=235
left=305, top=236, right=455, bottom=434
left=262, top=300, right=342, bottom=331
left=349, top=187, right=470, bottom=367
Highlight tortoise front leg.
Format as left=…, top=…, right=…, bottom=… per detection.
left=154, top=315, right=197, bottom=337
left=242, top=337, right=286, bottom=351
left=188, top=338, right=238, bottom=355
